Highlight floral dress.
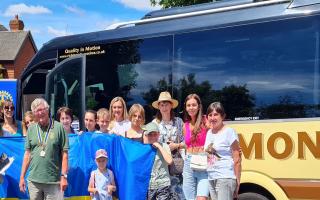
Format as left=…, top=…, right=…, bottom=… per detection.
left=153, top=117, right=185, bottom=200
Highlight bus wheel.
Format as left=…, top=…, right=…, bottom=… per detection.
left=239, top=192, right=269, bottom=200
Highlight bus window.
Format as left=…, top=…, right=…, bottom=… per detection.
left=174, top=15, right=320, bottom=121
left=46, top=55, right=85, bottom=126
left=85, top=36, right=173, bottom=121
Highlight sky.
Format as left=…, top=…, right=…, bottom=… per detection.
left=0, top=0, right=161, bottom=48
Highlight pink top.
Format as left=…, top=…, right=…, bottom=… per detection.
left=185, top=122, right=207, bottom=148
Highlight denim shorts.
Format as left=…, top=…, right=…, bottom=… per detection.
left=183, top=154, right=209, bottom=199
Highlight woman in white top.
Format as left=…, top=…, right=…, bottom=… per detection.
left=108, top=96, right=131, bottom=136
left=204, top=102, right=241, bottom=200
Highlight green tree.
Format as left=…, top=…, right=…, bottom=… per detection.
left=150, top=0, right=216, bottom=8
left=217, top=84, right=255, bottom=120
left=174, top=73, right=215, bottom=113
left=142, top=73, right=256, bottom=121
left=259, top=95, right=306, bottom=119
left=150, top=0, right=269, bottom=8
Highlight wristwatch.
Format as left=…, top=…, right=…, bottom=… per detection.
left=61, top=173, right=68, bottom=179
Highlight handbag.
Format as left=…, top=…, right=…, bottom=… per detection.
left=168, top=119, right=184, bottom=176
left=190, top=154, right=207, bottom=171
left=169, top=148, right=184, bottom=175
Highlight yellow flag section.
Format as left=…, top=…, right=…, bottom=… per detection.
left=229, top=120, right=320, bottom=200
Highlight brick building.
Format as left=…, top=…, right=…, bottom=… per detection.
left=0, top=15, right=37, bottom=79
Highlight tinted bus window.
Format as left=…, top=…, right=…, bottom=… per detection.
left=85, top=36, right=173, bottom=121
left=174, top=15, right=320, bottom=120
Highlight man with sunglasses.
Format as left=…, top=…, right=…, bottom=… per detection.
left=19, top=98, right=69, bottom=200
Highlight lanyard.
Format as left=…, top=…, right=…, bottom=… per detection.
left=37, top=118, right=52, bottom=148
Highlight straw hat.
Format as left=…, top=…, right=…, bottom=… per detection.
left=152, top=91, right=179, bottom=109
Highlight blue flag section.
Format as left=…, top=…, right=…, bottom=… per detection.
left=0, top=133, right=156, bottom=200
left=0, top=137, right=27, bottom=199
left=0, top=79, right=17, bottom=107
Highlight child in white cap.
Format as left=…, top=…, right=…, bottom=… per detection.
left=88, top=149, right=116, bottom=200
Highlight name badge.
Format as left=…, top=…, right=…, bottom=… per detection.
left=40, top=150, right=46, bottom=157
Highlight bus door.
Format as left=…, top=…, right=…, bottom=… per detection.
left=45, top=55, right=86, bottom=130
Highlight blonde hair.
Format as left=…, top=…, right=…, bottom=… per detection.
left=22, top=111, right=34, bottom=136
left=109, top=97, right=128, bottom=121
left=128, top=104, right=145, bottom=125
left=97, top=108, right=110, bottom=120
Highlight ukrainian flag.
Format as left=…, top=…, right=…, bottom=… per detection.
left=0, top=133, right=156, bottom=200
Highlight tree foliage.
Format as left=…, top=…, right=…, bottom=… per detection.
left=142, top=73, right=256, bottom=120
left=150, top=0, right=215, bottom=8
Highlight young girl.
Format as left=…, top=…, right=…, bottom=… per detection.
left=84, top=110, right=98, bottom=133
left=88, top=149, right=116, bottom=200
left=108, top=97, right=131, bottom=136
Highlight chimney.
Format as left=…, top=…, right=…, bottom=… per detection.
left=9, top=15, right=24, bottom=32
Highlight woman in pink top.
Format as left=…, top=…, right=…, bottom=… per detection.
left=182, top=94, right=209, bottom=200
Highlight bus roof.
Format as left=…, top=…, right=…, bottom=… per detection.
left=142, top=0, right=255, bottom=19
left=22, top=0, right=319, bottom=79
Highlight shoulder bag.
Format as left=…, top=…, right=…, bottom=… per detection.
left=168, top=119, right=184, bottom=176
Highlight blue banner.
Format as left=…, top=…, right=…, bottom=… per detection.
left=0, top=79, right=17, bottom=108
left=0, top=133, right=156, bottom=200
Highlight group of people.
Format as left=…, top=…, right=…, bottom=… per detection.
left=1, top=91, right=242, bottom=200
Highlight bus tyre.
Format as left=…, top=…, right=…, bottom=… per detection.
left=239, top=192, right=269, bottom=200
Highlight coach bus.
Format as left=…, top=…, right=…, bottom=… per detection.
left=18, top=0, right=320, bottom=199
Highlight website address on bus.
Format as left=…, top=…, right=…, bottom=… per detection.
left=59, top=50, right=106, bottom=59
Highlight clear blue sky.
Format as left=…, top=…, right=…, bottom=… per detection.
left=0, top=0, right=160, bottom=48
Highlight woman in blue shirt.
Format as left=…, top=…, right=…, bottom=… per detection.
left=1, top=100, right=22, bottom=137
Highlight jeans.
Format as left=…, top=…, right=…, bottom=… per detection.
left=183, top=154, right=209, bottom=199
left=208, top=178, right=237, bottom=200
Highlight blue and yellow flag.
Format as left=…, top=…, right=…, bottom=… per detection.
left=0, top=133, right=156, bottom=200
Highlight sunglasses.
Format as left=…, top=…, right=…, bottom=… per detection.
left=4, top=106, right=14, bottom=111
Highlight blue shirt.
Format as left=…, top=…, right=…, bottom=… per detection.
left=2, top=121, right=23, bottom=137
